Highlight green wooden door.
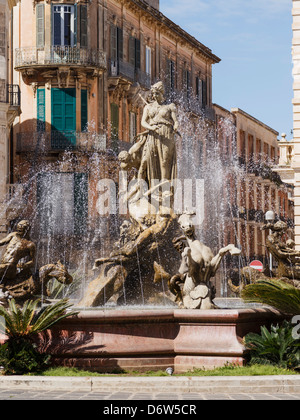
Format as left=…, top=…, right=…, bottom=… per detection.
left=51, top=88, right=76, bottom=149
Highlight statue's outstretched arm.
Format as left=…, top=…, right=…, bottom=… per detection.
left=0, top=233, right=14, bottom=247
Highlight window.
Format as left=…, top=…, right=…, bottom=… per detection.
left=37, top=172, right=88, bottom=236
left=81, top=89, right=88, bottom=132
left=53, top=5, right=75, bottom=46
left=167, top=59, right=175, bottom=93
left=129, top=112, right=137, bottom=142
left=36, top=4, right=45, bottom=48
left=129, top=36, right=141, bottom=69
left=146, top=46, right=151, bottom=77
left=183, top=69, right=191, bottom=99
left=202, top=78, right=207, bottom=108
left=196, top=77, right=202, bottom=104
left=37, top=88, right=45, bottom=132
left=110, top=103, right=119, bottom=145
left=111, top=25, right=123, bottom=62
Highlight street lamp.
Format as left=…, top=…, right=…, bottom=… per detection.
left=265, top=210, right=275, bottom=273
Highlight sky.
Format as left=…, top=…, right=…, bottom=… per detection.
left=160, top=0, right=293, bottom=140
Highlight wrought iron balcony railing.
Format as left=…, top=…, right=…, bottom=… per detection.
left=108, top=59, right=151, bottom=89
left=0, top=84, right=21, bottom=106
left=109, top=59, right=135, bottom=81
left=135, top=68, right=151, bottom=89
left=15, top=46, right=107, bottom=69
left=7, top=84, right=21, bottom=107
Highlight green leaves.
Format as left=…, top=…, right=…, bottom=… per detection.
left=0, top=298, right=78, bottom=375
left=244, top=321, right=300, bottom=369
left=241, top=279, right=300, bottom=315
left=0, top=298, right=78, bottom=338
left=0, top=338, right=50, bottom=375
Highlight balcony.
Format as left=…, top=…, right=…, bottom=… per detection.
left=1, top=84, right=21, bottom=125
left=6, top=84, right=21, bottom=107
left=16, top=131, right=107, bottom=154
left=108, top=59, right=151, bottom=91
left=109, top=59, right=135, bottom=82
left=15, top=46, right=107, bottom=84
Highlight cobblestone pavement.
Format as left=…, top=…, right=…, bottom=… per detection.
left=0, top=388, right=299, bottom=400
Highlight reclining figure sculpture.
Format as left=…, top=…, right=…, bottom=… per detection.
left=0, top=220, right=73, bottom=305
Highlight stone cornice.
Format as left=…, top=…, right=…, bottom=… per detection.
left=231, top=107, right=279, bottom=136
left=122, top=0, right=221, bottom=64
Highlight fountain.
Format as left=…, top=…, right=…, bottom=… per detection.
left=0, top=81, right=286, bottom=372
left=228, top=220, right=300, bottom=295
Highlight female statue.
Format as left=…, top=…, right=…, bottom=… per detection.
left=138, top=81, right=179, bottom=192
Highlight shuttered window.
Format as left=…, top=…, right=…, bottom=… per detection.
left=129, top=111, right=137, bottom=142
left=129, top=36, right=140, bottom=69
left=37, top=88, right=45, bottom=132
left=196, top=77, right=202, bottom=105
left=110, top=103, right=119, bottom=149
left=111, top=25, right=123, bottom=61
left=202, top=79, right=207, bottom=108
left=81, top=89, right=88, bottom=132
left=80, top=4, right=87, bottom=47
left=146, top=46, right=151, bottom=76
left=36, top=3, right=45, bottom=48
left=168, top=59, right=175, bottom=92
left=183, top=69, right=191, bottom=99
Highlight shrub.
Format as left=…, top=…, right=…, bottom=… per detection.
left=0, top=298, right=78, bottom=375
left=244, top=320, right=300, bottom=370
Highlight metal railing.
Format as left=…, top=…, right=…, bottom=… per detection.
left=7, top=84, right=21, bottom=106
left=15, top=46, right=107, bottom=69
left=109, top=59, right=135, bottom=81
left=135, top=68, right=151, bottom=89
left=109, top=59, right=151, bottom=89
left=16, top=131, right=107, bottom=153
left=0, top=84, right=21, bottom=106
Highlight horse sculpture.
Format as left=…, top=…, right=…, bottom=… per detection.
left=173, top=212, right=241, bottom=309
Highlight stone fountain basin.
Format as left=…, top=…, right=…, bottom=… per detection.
left=33, top=306, right=286, bottom=373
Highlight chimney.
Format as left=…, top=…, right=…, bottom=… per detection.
left=144, top=0, right=159, bottom=10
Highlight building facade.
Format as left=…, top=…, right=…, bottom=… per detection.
left=274, top=0, right=300, bottom=250
left=8, top=0, right=220, bottom=268
left=0, top=0, right=20, bottom=236
left=214, top=104, right=294, bottom=271
left=0, top=0, right=294, bottom=297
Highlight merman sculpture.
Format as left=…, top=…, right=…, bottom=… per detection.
left=228, top=220, right=300, bottom=295
left=0, top=220, right=73, bottom=305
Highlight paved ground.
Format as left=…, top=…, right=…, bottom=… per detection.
left=0, top=375, right=300, bottom=401
left=0, top=388, right=299, bottom=400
